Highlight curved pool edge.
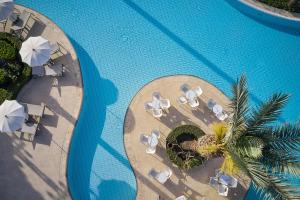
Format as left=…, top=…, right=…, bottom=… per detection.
left=15, top=4, right=84, bottom=199
left=241, top=0, right=300, bottom=22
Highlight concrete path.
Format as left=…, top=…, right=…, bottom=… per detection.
left=0, top=5, right=82, bottom=200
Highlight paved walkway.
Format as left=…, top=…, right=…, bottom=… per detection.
left=0, top=5, right=82, bottom=200
left=124, top=75, right=249, bottom=200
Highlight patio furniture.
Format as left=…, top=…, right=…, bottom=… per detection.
left=207, top=99, right=216, bottom=110
left=180, top=83, right=190, bottom=93
left=219, top=174, right=238, bottom=188
left=209, top=177, right=229, bottom=196
left=140, top=134, right=149, bottom=145
left=20, top=103, right=45, bottom=122
left=144, top=102, right=153, bottom=111
left=50, top=41, right=64, bottom=55
left=188, top=98, right=199, bottom=108
left=194, top=86, right=203, bottom=96
left=216, top=112, right=228, bottom=121
left=146, top=146, right=156, bottom=154
left=178, top=96, right=188, bottom=104
left=44, top=62, right=64, bottom=77
left=152, top=108, right=163, bottom=118
left=151, top=129, right=160, bottom=139
left=10, top=10, right=33, bottom=38
left=152, top=92, right=161, bottom=100
left=213, top=104, right=223, bottom=114
left=176, top=195, right=187, bottom=200
left=160, top=98, right=170, bottom=110
left=149, top=168, right=172, bottom=184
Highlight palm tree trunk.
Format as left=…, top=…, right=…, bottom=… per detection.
left=181, top=134, right=216, bottom=152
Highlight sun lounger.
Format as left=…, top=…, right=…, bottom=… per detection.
left=219, top=174, right=238, bottom=188
left=10, top=11, right=34, bottom=38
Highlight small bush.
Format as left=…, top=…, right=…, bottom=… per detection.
left=166, top=125, right=205, bottom=170
left=0, top=41, right=16, bottom=61
left=0, top=32, right=22, bottom=49
left=0, top=88, right=12, bottom=103
left=0, top=69, right=9, bottom=86
left=258, top=0, right=300, bottom=12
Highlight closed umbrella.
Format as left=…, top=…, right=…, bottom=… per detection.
left=0, top=0, right=14, bottom=21
left=20, top=36, right=51, bottom=67
left=0, top=100, right=26, bottom=133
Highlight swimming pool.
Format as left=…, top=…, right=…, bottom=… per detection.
left=16, top=0, right=300, bottom=199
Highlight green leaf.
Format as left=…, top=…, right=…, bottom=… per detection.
left=235, top=136, right=264, bottom=158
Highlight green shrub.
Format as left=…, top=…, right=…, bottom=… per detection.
left=0, top=69, right=9, bottom=86
left=258, top=0, right=300, bottom=12
left=0, top=41, right=16, bottom=61
left=166, top=125, right=205, bottom=170
left=0, top=32, right=22, bottom=50
left=0, top=88, right=12, bottom=104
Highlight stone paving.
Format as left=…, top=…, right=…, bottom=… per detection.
left=0, top=5, right=82, bottom=200
left=124, top=75, right=250, bottom=200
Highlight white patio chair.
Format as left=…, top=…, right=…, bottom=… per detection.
left=175, top=195, right=187, bottom=200
left=207, top=99, right=216, bottom=110
left=152, top=109, right=163, bottom=118
left=140, top=134, right=149, bottom=145
left=188, top=99, right=199, bottom=108
left=180, top=83, right=190, bottom=93
left=218, top=184, right=229, bottom=196
left=151, top=129, right=160, bottom=139
left=194, top=86, right=203, bottom=96
left=216, top=112, right=228, bottom=121
left=155, top=168, right=172, bottom=184
left=160, top=99, right=171, bottom=110
left=209, top=177, right=219, bottom=190
left=152, top=92, right=161, bottom=100
left=144, top=102, right=153, bottom=112
left=146, top=146, right=156, bottom=154
left=178, top=96, right=188, bottom=104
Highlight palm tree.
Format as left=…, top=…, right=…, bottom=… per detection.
left=196, top=75, right=300, bottom=200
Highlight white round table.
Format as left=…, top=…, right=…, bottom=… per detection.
left=185, top=90, right=197, bottom=101
left=151, top=99, right=161, bottom=110
left=213, top=104, right=223, bottom=114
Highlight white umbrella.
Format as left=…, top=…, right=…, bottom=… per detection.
left=20, top=36, right=51, bottom=67
left=0, top=100, right=26, bottom=133
left=0, top=0, right=14, bottom=21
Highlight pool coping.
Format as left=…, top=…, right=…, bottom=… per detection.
left=15, top=4, right=84, bottom=199
left=241, top=0, right=300, bottom=22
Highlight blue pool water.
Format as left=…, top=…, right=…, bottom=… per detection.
left=16, top=0, right=300, bottom=199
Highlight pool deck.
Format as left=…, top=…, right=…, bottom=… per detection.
left=124, top=75, right=250, bottom=200
left=0, top=5, right=82, bottom=200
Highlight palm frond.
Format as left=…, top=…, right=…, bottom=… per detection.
left=220, top=152, right=240, bottom=175
left=225, top=75, right=249, bottom=144
left=197, top=144, right=222, bottom=157
left=235, top=136, right=264, bottom=159
left=246, top=93, right=289, bottom=135
left=211, top=122, right=227, bottom=144
left=261, top=149, right=300, bottom=176
left=266, top=124, right=300, bottom=151
left=262, top=176, right=300, bottom=200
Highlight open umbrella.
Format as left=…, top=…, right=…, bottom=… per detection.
left=0, top=0, right=14, bottom=21
left=19, top=36, right=51, bottom=67
left=0, top=100, right=26, bottom=133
